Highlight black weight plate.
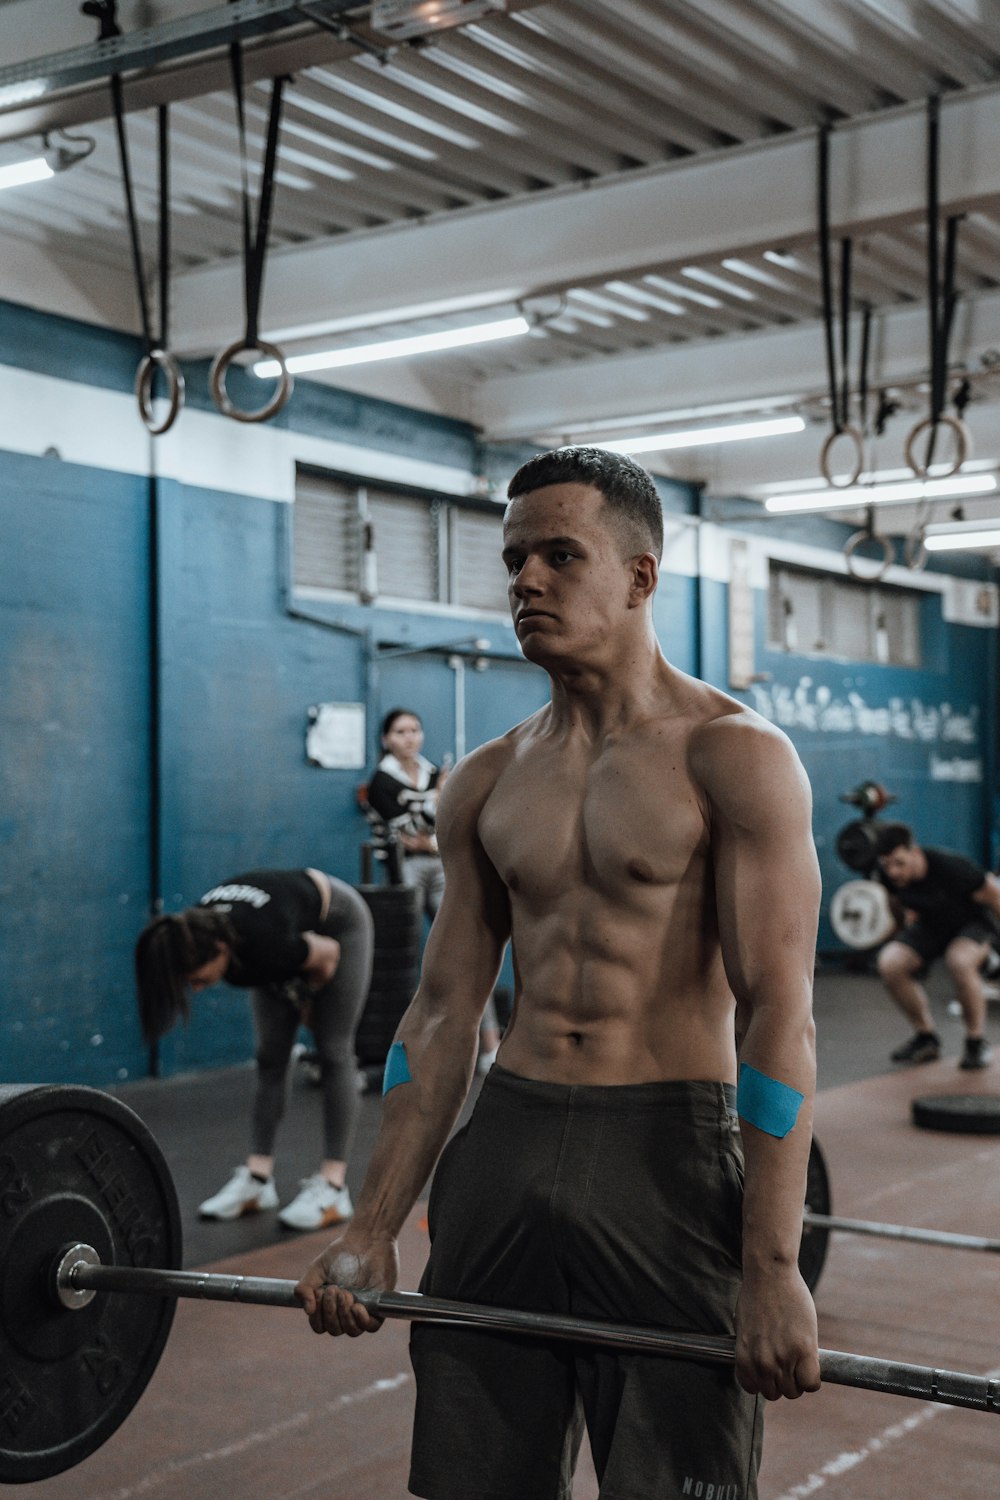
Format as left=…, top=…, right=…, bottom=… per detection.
left=798, top=1136, right=832, bottom=1294
left=911, top=1093, right=1000, bottom=1135
left=835, top=819, right=881, bottom=873
left=0, top=1084, right=182, bottom=1483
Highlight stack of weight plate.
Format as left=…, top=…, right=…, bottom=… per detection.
left=355, top=884, right=423, bottom=1089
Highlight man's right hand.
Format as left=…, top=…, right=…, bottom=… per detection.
left=295, top=1226, right=399, bottom=1337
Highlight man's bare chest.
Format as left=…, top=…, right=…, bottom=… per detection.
left=478, top=751, right=708, bottom=900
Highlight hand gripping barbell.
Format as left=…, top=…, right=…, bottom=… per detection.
left=3, top=1083, right=1000, bottom=1484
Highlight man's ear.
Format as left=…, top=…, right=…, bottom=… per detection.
left=628, top=551, right=659, bottom=605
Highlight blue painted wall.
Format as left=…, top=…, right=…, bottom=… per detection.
left=1, top=301, right=997, bottom=1082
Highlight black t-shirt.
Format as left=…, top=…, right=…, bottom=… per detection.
left=880, top=849, right=990, bottom=938
left=366, top=755, right=442, bottom=840
left=198, top=870, right=320, bottom=987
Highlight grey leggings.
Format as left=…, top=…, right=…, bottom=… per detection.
left=250, top=878, right=373, bottom=1161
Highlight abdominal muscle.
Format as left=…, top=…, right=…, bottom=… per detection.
left=496, top=895, right=739, bottom=1087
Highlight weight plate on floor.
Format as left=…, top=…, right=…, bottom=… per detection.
left=798, top=1136, right=831, bottom=1294
left=0, top=1084, right=182, bottom=1483
left=911, top=1093, right=1000, bottom=1135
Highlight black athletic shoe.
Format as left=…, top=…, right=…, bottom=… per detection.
left=890, top=1031, right=941, bottom=1064
left=959, top=1037, right=994, bottom=1070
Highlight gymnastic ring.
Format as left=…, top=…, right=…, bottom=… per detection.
left=135, top=348, right=185, bottom=436
left=903, top=524, right=928, bottom=573
left=843, top=529, right=894, bottom=582
left=903, top=413, right=971, bottom=479
left=209, top=338, right=293, bottom=424
left=819, top=425, right=865, bottom=488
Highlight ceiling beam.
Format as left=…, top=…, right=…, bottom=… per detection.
left=169, top=83, right=1000, bottom=353
left=473, top=286, right=1000, bottom=441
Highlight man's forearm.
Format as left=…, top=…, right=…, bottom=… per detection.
left=737, top=998, right=816, bottom=1270
left=351, top=1002, right=480, bottom=1240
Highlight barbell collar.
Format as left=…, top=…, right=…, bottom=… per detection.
left=58, top=1255, right=1000, bottom=1416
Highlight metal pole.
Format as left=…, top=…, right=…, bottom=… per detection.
left=804, top=1211, right=1000, bottom=1254
left=60, top=1259, right=1000, bottom=1416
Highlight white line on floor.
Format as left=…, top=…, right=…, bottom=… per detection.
left=95, top=1372, right=412, bottom=1500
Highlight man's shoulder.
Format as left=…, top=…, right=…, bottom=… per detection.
left=925, top=847, right=985, bottom=880
left=682, top=686, right=792, bottom=764
left=439, top=713, right=542, bottom=805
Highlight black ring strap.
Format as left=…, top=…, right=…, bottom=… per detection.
left=211, top=28, right=292, bottom=422
left=907, top=96, right=967, bottom=477
left=109, top=69, right=184, bottom=436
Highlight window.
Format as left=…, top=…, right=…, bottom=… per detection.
left=293, top=472, right=359, bottom=593
left=293, top=467, right=507, bottom=614
left=366, top=487, right=438, bottom=602
left=451, top=508, right=509, bottom=613
left=767, top=562, right=922, bottom=667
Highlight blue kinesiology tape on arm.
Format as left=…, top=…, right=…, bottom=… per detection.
left=383, top=1039, right=413, bottom=1096
left=737, top=1062, right=804, bottom=1139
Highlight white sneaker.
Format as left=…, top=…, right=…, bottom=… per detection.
left=278, top=1175, right=353, bottom=1231
left=198, top=1165, right=279, bottom=1221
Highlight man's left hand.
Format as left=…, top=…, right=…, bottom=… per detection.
left=734, top=1264, right=821, bottom=1400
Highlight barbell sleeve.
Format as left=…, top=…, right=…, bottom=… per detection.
left=59, top=1257, right=1000, bottom=1415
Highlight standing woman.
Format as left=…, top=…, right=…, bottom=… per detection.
left=135, top=868, right=373, bottom=1230
left=366, top=708, right=448, bottom=915
left=366, top=708, right=501, bottom=1069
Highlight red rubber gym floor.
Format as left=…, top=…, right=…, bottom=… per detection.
left=27, top=1064, right=1000, bottom=1499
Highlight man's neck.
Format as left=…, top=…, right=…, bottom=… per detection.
left=544, top=638, right=676, bottom=737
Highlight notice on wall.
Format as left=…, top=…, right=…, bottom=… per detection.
left=306, top=703, right=366, bottom=770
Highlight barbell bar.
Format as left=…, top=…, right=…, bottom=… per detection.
left=803, top=1210, right=1000, bottom=1256
left=54, top=1246, right=1000, bottom=1417
left=1, top=1082, right=998, bottom=1485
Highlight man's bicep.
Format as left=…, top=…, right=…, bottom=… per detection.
left=711, top=743, right=820, bottom=999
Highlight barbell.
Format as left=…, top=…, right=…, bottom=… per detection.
left=2, top=1082, right=999, bottom=1485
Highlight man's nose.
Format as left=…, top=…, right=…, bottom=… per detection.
left=511, top=557, right=544, bottom=594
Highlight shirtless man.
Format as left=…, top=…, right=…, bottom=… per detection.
left=297, top=446, right=821, bottom=1499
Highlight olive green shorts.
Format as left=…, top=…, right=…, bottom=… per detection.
left=408, top=1068, right=762, bottom=1500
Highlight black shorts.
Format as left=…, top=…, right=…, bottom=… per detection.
left=408, top=1068, right=762, bottom=1500
left=896, top=917, right=999, bottom=969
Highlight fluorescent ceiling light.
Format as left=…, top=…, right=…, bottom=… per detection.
left=765, top=474, right=998, bottom=514
left=923, top=518, right=1000, bottom=552
left=0, top=156, right=54, bottom=192
left=255, top=316, right=530, bottom=377
left=753, top=458, right=998, bottom=496
left=602, top=415, right=805, bottom=455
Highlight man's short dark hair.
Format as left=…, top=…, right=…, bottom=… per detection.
left=506, top=446, right=664, bottom=561
left=874, top=821, right=914, bottom=857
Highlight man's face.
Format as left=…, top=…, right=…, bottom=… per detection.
left=186, top=943, right=229, bottom=994
left=502, top=483, right=646, bottom=666
left=878, top=846, right=921, bottom=886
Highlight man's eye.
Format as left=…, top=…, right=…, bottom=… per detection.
left=506, top=558, right=523, bottom=574
left=552, top=550, right=574, bottom=564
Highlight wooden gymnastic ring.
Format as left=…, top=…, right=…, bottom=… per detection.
left=135, top=348, right=184, bottom=436
left=903, top=525, right=928, bottom=572
left=843, top=529, right=894, bottom=581
left=820, top=425, right=865, bottom=488
left=903, top=413, right=971, bottom=479
left=209, top=338, right=293, bottom=424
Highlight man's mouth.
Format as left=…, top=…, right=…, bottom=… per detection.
left=516, top=610, right=552, bottom=627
